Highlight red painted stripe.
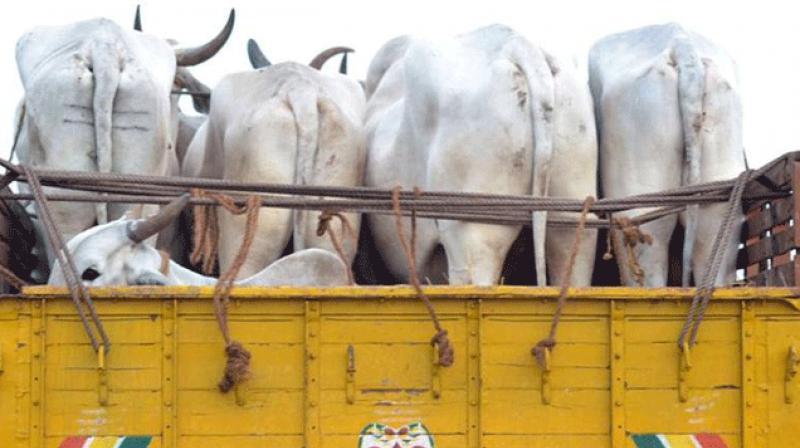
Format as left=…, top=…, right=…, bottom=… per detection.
left=59, top=437, right=88, bottom=448
left=695, top=433, right=728, bottom=448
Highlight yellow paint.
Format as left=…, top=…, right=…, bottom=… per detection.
left=3, top=286, right=800, bottom=447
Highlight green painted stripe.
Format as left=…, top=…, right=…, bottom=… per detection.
left=632, top=434, right=666, bottom=448
left=117, top=437, right=152, bottom=448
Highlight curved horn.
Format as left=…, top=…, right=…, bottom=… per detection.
left=127, top=194, right=190, bottom=243
left=339, top=51, right=349, bottom=75
left=175, top=9, right=236, bottom=67
left=175, top=67, right=212, bottom=113
left=247, top=39, right=271, bottom=69
left=133, top=5, right=142, bottom=31
left=309, top=47, right=354, bottom=70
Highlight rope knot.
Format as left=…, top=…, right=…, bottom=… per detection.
left=218, top=340, right=252, bottom=393
left=613, top=216, right=653, bottom=286
left=315, top=210, right=356, bottom=284
left=431, top=330, right=455, bottom=367
left=531, top=337, right=556, bottom=370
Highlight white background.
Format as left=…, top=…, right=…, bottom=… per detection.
left=1, top=0, right=797, bottom=167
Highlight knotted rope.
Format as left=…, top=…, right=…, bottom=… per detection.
left=316, top=210, right=356, bottom=285
left=0, top=263, right=28, bottom=290
left=195, top=193, right=262, bottom=393
left=392, top=186, right=454, bottom=367
left=615, top=216, right=654, bottom=286
left=532, top=196, right=594, bottom=369
left=678, top=170, right=751, bottom=349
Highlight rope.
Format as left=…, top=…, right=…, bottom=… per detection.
left=316, top=210, right=356, bottom=285
left=532, top=196, right=595, bottom=369
left=615, top=216, right=654, bottom=286
left=678, top=170, right=751, bottom=348
left=392, top=186, right=454, bottom=367
left=190, top=188, right=219, bottom=275
left=21, top=165, right=110, bottom=354
left=207, top=194, right=261, bottom=393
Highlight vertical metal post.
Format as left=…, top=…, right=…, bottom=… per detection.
left=162, top=299, right=177, bottom=448
left=305, top=300, right=321, bottom=448
left=467, top=300, right=481, bottom=448
left=29, top=299, right=44, bottom=448
left=610, top=300, right=626, bottom=446
left=741, top=301, right=756, bottom=448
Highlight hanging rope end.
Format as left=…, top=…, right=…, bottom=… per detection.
left=532, top=337, right=556, bottom=371
left=431, top=330, right=455, bottom=367
left=218, top=340, right=252, bottom=393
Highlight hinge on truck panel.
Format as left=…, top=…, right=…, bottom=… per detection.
left=0, top=348, right=3, bottom=375
left=679, top=342, right=692, bottom=402
left=540, top=346, right=552, bottom=405
left=346, top=344, right=356, bottom=404
left=431, top=345, right=442, bottom=399
left=786, top=345, right=799, bottom=404
left=97, top=345, right=109, bottom=406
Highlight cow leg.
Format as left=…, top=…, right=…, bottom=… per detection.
left=600, top=61, right=683, bottom=287
left=368, top=214, right=443, bottom=284
left=439, top=221, right=521, bottom=286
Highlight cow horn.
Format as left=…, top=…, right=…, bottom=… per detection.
left=247, top=39, right=271, bottom=69
left=309, top=47, right=354, bottom=70
left=175, top=67, right=211, bottom=113
left=133, top=5, right=142, bottom=31
left=175, top=9, right=235, bottom=67
left=127, top=194, right=190, bottom=243
left=339, top=51, right=349, bottom=74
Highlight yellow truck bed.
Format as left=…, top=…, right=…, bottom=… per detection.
left=1, top=286, right=799, bottom=447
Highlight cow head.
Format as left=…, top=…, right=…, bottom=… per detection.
left=48, top=195, right=189, bottom=287
left=246, top=38, right=354, bottom=74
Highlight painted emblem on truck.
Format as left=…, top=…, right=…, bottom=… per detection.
left=358, top=421, right=435, bottom=448
left=632, top=433, right=727, bottom=448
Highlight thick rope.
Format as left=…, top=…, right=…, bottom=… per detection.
left=615, top=216, right=654, bottom=286
left=532, top=196, right=595, bottom=369
left=190, top=188, right=220, bottom=275
left=21, top=165, right=109, bottom=353
left=207, top=194, right=261, bottom=393
left=316, top=210, right=356, bottom=285
left=678, top=170, right=751, bottom=348
left=392, top=186, right=454, bottom=367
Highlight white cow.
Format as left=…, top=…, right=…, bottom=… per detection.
left=364, top=25, right=598, bottom=286
left=589, top=23, right=746, bottom=286
left=48, top=196, right=350, bottom=287
left=192, top=43, right=365, bottom=278
left=14, top=11, right=234, bottom=262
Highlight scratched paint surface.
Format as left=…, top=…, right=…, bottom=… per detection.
left=1, top=286, right=799, bottom=447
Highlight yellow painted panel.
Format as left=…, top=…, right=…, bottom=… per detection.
left=177, top=390, right=303, bottom=434
left=320, top=316, right=466, bottom=344
left=625, top=301, right=741, bottom=317
left=481, top=300, right=609, bottom=316
left=45, top=390, right=161, bottom=435
left=319, top=389, right=467, bottom=434
left=626, top=342, right=740, bottom=389
left=482, top=316, right=609, bottom=343
left=624, top=317, right=740, bottom=343
left=624, top=389, right=741, bottom=433
left=482, top=389, right=609, bottom=434
left=765, top=319, right=800, bottom=448
left=178, top=436, right=302, bottom=448
left=322, top=300, right=467, bottom=316
left=46, top=343, right=160, bottom=391
left=45, top=300, right=160, bottom=316
left=483, top=434, right=610, bottom=448
left=0, top=315, right=20, bottom=448
left=482, top=344, right=608, bottom=389
left=46, top=315, right=161, bottom=343
left=177, top=316, right=304, bottom=343
left=178, top=343, right=303, bottom=390
left=322, top=434, right=466, bottom=448
left=178, top=299, right=303, bottom=316
left=45, top=437, right=164, bottom=448
left=320, top=343, right=467, bottom=391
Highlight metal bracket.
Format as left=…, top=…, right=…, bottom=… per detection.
left=0, top=348, right=4, bottom=376
left=97, top=346, right=109, bottom=406
left=346, top=344, right=356, bottom=404
left=234, top=384, right=247, bottom=406
left=786, top=345, right=799, bottom=404
left=431, top=345, right=442, bottom=399
left=540, top=347, right=552, bottom=405
left=679, top=342, right=692, bottom=402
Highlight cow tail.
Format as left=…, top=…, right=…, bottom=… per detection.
left=673, top=38, right=705, bottom=287
left=91, top=42, right=121, bottom=225
left=512, top=41, right=556, bottom=286
left=288, top=87, right=320, bottom=251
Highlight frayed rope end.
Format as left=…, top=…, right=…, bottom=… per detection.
left=218, top=340, right=251, bottom=393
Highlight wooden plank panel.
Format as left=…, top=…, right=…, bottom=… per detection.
left=745, top=225, right=796, bottom=265
left=319, top=389, right=468, bottom=434
left=749, top=262, right=796, bottom=286
left=45, top=343, right=161, bottom=391
left=46, top=315, right=161, bottom=344
left=320, top=316, right=466, bottom=344
left=744, top=199, right=793, bottom=237
left=177, top=316, right=303, bottom=344
left=625, top=389, right=741, bottom=433
left=0, top=316, right=19, bottom=447
left=320, top=343, right=467, bottom=390
left=323, top=434, right=466, bottom=448
left=481, top=343, right=609, bottom=389
left=482, top=389, right=609, bottom=434
left=626, top=342, right=740, bottom=389
left=45, top=390, right=161, bottom=435
left=178, top=436, right=303, bottom=448
left=483, top=435, right=609, bottom=448
left=177, top=390, right=303, bottom=434
left=764, top=319, right=800, bottom=448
